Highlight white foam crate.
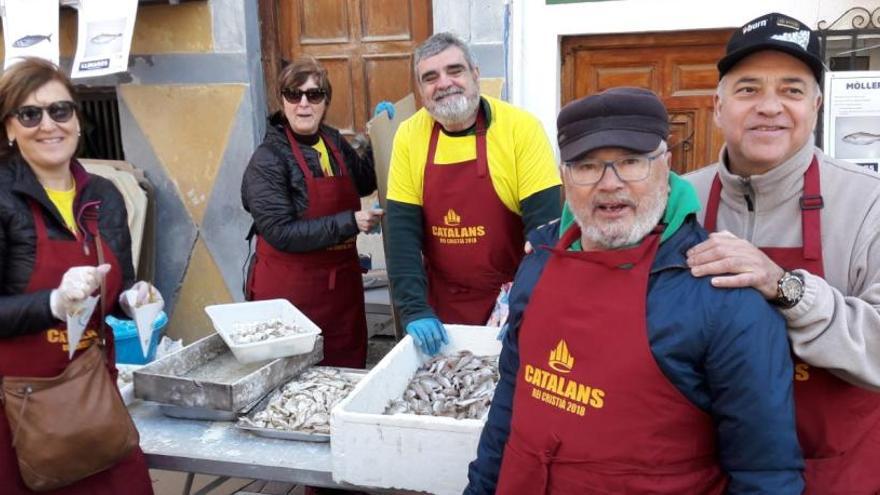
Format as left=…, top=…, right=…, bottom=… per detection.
left=204, top=299, right=322, bottom=364
left=331, top=325, right=501, bottom=495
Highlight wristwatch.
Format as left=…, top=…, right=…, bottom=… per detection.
left=773, top=271, right=805, bottom=308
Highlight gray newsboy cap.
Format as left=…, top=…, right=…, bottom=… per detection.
left=557, top=87, right=669, bottom=162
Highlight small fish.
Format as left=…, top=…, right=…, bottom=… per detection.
left=12, top=34, right=52, bottom=48
left=843, top=132, right=880, bottom=146
left=90, top=33, right=123, bottom=45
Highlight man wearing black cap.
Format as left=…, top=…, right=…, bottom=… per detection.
left=465, top=87, right=803, bottom=494
left=687, top=12, right=880, bottom=492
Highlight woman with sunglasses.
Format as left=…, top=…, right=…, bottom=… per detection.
left=0, top=58, right=156, bottom=494
left=242, top=57, right=380, bottom=372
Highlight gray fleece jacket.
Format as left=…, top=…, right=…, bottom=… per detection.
left=687, top=141, right=880, bottom=390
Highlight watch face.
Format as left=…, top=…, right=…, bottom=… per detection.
left=780, top=274, right=804, bottom=301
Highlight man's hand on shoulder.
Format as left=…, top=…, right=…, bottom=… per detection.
left=686, top=230, right=784, bottom=300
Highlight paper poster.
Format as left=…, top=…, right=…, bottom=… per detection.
left=823, top=71, right=880, bottom=173
left=1, top=0, right=60, bottom=69
left=71, top=0, right=137, bottom=79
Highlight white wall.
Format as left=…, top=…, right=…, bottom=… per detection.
left=511, top=0, right=879, bottom=152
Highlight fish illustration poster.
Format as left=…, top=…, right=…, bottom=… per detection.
left=71, top=0, right=137, bottom=79
left=824, top=70, right=880, bottom=173
left=1, top=0, right=59, bottom=69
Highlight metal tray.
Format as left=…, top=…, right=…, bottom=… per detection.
left=236, top=367, right=366, bottom=442
left=133, top=333, right=323, bottom=413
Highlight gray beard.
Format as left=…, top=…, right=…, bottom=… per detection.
left=575, top=186, right=668, bottom=250
left=431, top=92, right=480, bottom=128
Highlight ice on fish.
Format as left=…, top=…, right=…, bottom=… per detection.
left=239, top=367, right=357, bottom=434
left=384, top=351, right=500, bottom=419
left=229, top=317, right=308, bottom=344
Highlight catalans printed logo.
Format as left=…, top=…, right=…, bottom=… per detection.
left=431, top=209, right=486, bottom=245
left=443, top=209, right=461, bottom=226
left=548, top=339, right=574, bottom=373
left=47, top=328, right=99, bottom=352
left=522, top=339, right=605, bottom=417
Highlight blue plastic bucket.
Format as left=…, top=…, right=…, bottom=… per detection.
left=106, top=311, right=168, bottom=364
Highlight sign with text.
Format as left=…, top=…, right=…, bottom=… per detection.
left=823, top=70, right=880, bottom=173
left=71, top=0, right=138, bottom=79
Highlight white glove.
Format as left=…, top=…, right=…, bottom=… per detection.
left=118, top=281, right=164, bottom=319
left=49, top=264, right=111, bottom=320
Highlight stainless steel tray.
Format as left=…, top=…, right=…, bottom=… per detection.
left=133, top=333, right=323, bottom=413
left=236, top=367, right=365, bottom=442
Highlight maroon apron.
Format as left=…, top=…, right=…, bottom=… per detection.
left=705, top=157, right=880, bottom=494
left=247, top=127, right=367, bottom=368
left=422, top=109, right=524, bottom=325
left=0, top=197, right=152, bottom=494
left=496, top=226, right=726, bottom=494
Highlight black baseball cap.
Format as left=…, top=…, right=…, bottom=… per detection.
left=718, top=12, right=824, bottom=82
left=557, top=87, right=669, bottom=162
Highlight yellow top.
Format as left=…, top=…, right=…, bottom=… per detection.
left=44, top=186, right=77, bottom=234
left=313, top=138, right=333, bottom=177
left=387, top=95, right=560, bottom=213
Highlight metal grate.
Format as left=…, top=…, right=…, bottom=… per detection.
left=77, top=86, right=124, bottom=160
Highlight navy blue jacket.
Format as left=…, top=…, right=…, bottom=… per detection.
left=465, top=216, right=804, bottom=494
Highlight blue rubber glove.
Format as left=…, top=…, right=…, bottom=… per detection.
left=373, top=101, right=395, bottom=120
left=406, top=317, right=448, bottom=355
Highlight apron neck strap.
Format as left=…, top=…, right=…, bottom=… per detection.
left=284, top=126, right=345, bottom=179
left=426, top=104, right=489, bottom=178
left=704, top=156, right=823, bottom=261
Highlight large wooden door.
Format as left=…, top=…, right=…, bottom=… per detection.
left=260, top=0, right=432, bottom=136
left=561, top=30, right=734, bottom=174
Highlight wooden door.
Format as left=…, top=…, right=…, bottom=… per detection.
left=260, top=0, right=432, bottom=136
left=561, top=30, right=735, bottom=174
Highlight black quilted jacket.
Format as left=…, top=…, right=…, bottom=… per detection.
left=241, top=113, right=377, bottom=252
left=0, top=156, right=134, bottom=338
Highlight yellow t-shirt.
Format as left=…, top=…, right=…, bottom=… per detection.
left=44, top=186, right=77, bottom=233
left=387, top=95, right=560, bottom=214
left=313, top=138, right=334, bottom=177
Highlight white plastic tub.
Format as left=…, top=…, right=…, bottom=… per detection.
left=204, top=299, right=321, bottom=364
left=331, top=325, right=502, bottom=495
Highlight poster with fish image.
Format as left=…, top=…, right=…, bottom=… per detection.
left=0, top=0, right=59, bottom=69
left=70, top=0, right=137, bottom=79
left=824, top=70, right=880, bottom=173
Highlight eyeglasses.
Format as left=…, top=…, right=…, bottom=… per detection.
left=9, top=101, right=77, bottom=128
left=281, top=88, right=326, bottom=105
left=563, top=150, right=666, bottom=186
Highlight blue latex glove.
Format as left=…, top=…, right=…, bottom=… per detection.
left=373, top=101, right=395, bottom=120
left=406, top=317, right=448, bottom=355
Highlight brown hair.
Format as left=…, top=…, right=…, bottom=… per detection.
left=0, top=57, right=79, bottom=160
left=278, top=57, right=332, bottom=107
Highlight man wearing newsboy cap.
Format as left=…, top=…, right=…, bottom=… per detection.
left=687, top=13, right=880, bottom=492
left=465, top=87, right=803, bottom=494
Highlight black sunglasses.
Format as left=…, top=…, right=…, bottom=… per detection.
left=9, top=100, right=77, bottom=128
left=281, top=88, right=326, bottom=105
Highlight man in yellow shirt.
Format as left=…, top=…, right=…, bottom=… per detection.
left=386, top=32, right=561, bottom=355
